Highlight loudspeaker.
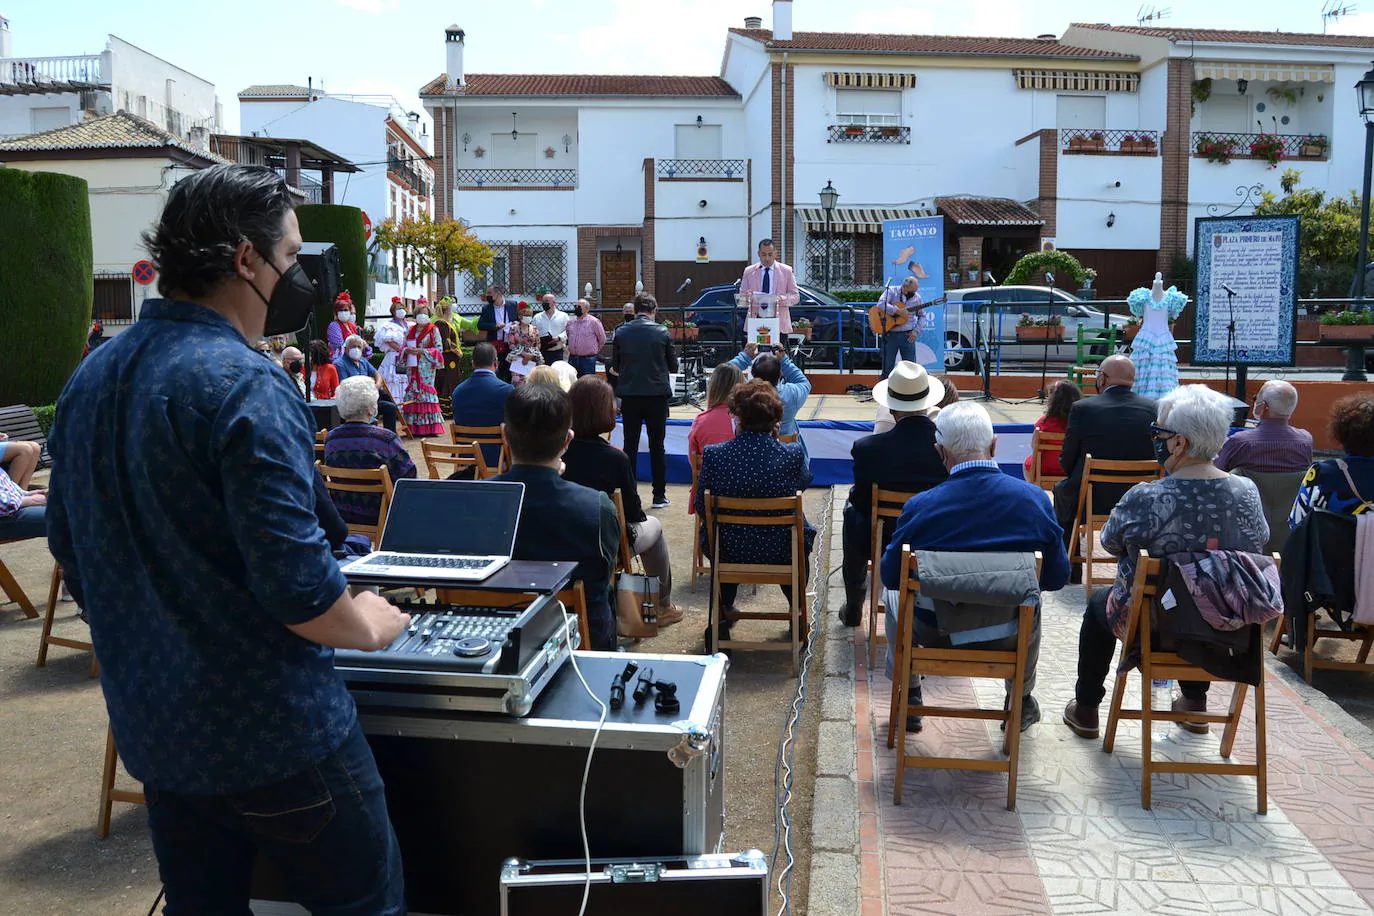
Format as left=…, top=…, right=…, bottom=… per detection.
left=297, top=241, right=341, bottom=308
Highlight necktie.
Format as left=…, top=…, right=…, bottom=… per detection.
left=761, top=267, right=771, bottom=294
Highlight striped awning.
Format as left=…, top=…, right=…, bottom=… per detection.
left=796, top=206, right=935, bottom=233
left=1193, top=62, right=1334, bottom=83
left=1014, top=70, right=1140, bottom=92
left=823, top=71, right=918, bottom=89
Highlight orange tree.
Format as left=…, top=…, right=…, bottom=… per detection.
left=374, top=213, right=493, bottom=292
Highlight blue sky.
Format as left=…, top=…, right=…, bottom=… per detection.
left=7, top=0, right=1373, bottom=133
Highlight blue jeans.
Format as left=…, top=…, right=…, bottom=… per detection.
left=0, top=505, right=45, bottom=540
left=145, top=722, right=405, bottom=916
left=569, top=355, right=598, bottom=377
left=880, top=331, right=916, bottom=379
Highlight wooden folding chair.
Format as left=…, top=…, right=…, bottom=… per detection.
left=436, top=581, right=591, bottom=649
left=778, top=432, right=800, bottom=444
left=866, top=486, right=918, bottom=670
left=317, top=462, right=395, bottom=547
left=36, top=564, right=99, bottom=677
left=97, top=724, right=145, bottom=838
left=420, top=439, right=489, bottom=480
left=610, top=491, right=636, bottom=574
left=1102, top=551, right=1270, bottom=813
left=379, top=378, right=412, bottom=438
left=1067, top=456, right=1161, bottom=593
left=884, top=546, right=1038, bottom=810
left=1270, top=613, right=1374, bottom=685
left=703, top=492, right=808, bottom=674
left=314, top=429, right=327, bottom=459
left=688, top=452, right=710, bottom=592
left=1025, top=429, right=1066, bottom=491
left=450, top=423, right=505, bottom=478
left=0, top=539, right=42, bottom=618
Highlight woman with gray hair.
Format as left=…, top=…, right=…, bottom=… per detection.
left=1063, top=384, right=1269, bottom=741
left=322, top=377, right=417, bottom=526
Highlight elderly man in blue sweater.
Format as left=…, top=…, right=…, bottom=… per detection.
left=881, top=401, right=1070, bottom=731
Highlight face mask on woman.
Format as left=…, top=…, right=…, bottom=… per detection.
left=394, top=309, right=407, bottom=320
left=347, top=347, right=363, bottom=361
left=1152, top=435, right=1175, bottom=469
left=416, top=314, right=431, bottom=326
left=338, top=311, right=354, bottom=323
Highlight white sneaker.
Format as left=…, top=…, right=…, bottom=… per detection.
left=650, top=497, right=671, bottom=509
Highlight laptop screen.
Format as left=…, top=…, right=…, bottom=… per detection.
left=378, top=479, right=524, bottom=556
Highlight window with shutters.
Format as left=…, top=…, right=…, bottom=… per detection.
left=835, top=88, right=902, bottom=127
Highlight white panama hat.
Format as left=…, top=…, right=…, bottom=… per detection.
left=871, top=361, right=944, bottom=413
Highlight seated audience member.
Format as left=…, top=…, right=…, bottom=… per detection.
left=322, top=376, right=417, bottom=526
left=309, top=339, right=340, bottom=400
left=1064, top=385, right=1269, bottom=740
left=687, top=363, right=743, bottom=516
left=333, top=334, right=398, bottom=433
left=562, top=376, right=680, bottom=625
left=0, top=458, right=45, bottom=540
left=280, top=346, right=307, bottom=397
left=525, top=365, right=563, bottom=389
left=1024, top=379, right=1081, bottom=480
left=730, top=343, right=812, bottom=474
left=1214, top=379, right=1312, bottom=474
left=1290, top=391, right=1374, bottom=526
left=451, top=342, right=514, bottom=468
left=0, top=433, right=42, bottom=491
left=875, top=373, right=959, bottom=434
left=551, top=359, right=578, bottom=392
left=494, top=383, right=620, bottom=650
left=842, top=362, right=949, bottom=626
left=1052, top=355, right=1156, bottom=560
left=696, top=381, right=815, bottom=649
left=880, top=402, right=1069, bottom=732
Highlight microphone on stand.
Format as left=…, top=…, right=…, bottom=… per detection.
left=675, top=278, right=693, bottom=294
left=1220, top=283, right=1238, bottom=297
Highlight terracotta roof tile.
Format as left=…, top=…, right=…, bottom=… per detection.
left=727, top=28, right=1136, bottom=59
left=238, top=84, right=319, bottom=99
left=0, top=111, right=225, bottom=161
left=936, top=196, right=1044, bottom=227
left=1070, top=23, right=1374, bottom=50
left=420, top=74, right=740, bottom=98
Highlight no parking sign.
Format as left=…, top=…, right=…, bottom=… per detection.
left=132, top=260, right=157, bottom=285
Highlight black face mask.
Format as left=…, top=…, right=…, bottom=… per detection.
left=287, top=359, right=303, bottom=374
left=251, top=251, right=317, bottom=337
left=1152, top=436, right=1174, bottom=469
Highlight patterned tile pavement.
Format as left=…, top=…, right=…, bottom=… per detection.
left=853, top=584, right=1374, bottom=916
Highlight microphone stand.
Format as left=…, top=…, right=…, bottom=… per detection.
left=1224, top=286, right=1236, bottom=392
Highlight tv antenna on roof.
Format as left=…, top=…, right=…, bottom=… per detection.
left=1136, top=5, right=1172, bottom=25
left=1321, top=0, right=1358, bottom=33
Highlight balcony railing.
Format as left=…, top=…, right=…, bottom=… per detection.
left=0, top=54, right=106, bottom=88
left=455, top=168, right=578, bottom=188
left=1060, top=128, right=1160, bottom=155
left=1191, top=132, right=1329, bottom=164
left=656, top=159, right=746, bottom=179
left=827, top=124, right=911, bottom=144
left=387, top=154, right=432, bottom=199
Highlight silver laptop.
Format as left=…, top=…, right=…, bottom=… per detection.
left=339, top=479, right=524, bottom=583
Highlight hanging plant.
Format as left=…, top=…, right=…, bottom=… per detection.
left=1267, top=86, right=1299, bottom=106
left=1190, top=77, right=1212, bottom=115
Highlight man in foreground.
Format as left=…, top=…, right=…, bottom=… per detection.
left=46, top=164, right=409, bottom=914
left=881, top=402, right=1069, bottom=732
left=494, top=383, right=620, bottom=649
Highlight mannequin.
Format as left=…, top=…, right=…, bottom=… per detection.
left=1127, top=272, right=1187, bottom=401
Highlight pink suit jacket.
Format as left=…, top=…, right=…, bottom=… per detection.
left=740, top=261, right=800, bottom=333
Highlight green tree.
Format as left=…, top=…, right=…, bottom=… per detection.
left=295, top=204, right=368, bottom=331
left=374, top=213, right=493, bottom=289
left=1253, top=168, right=1362, bottom=299
left=0, top=169, right=92, bottom=405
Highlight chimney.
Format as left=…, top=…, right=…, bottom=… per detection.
left=0, top=14, right=11, bottom=59
left=772, top=0, right=792, bottom=41
left=743, top=15, right=763, bottom=29
left=445, top=25, right=465, bottom=89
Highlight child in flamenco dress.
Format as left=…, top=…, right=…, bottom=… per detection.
left=400, top=299, right=446, bottom=437
left=1127, top=272, right=1188, bottom=401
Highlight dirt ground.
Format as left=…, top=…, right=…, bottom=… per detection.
left=0, top=454, right=829, bottom=915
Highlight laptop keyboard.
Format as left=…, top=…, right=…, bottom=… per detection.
left=361, top=554, right=492, bottom=569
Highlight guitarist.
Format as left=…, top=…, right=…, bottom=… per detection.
left=875, top=277, right=924, bottom=379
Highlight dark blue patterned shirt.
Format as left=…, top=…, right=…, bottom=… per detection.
left=46, top=298, right=354, bottom=795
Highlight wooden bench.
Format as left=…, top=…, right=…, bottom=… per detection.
left=0, top=404, right=51, bottom=469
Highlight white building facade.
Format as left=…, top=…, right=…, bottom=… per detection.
left=0, top=19, right=220, bottom=145
left=238, top=87, right=435, bottom=317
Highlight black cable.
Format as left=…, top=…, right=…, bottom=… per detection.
left=145, top=887, right=165, bottom=916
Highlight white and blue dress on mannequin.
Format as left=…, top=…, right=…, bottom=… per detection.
left=1127, top=272, right=1188, bottom=401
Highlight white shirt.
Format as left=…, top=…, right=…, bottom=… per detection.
left=534, top=307, right=569, bottom=348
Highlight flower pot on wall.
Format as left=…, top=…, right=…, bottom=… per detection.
left=1319, top=324, right=1374, bottom=341
left=1015, top=325, right=1065, bottom=341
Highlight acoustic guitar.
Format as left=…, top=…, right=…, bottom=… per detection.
left=868, top=295, right=946, bottom=335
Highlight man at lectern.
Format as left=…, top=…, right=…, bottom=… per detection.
left=740, top=238, right=800, bottom=334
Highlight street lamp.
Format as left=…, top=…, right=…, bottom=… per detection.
left=1346, top=61, right=1374, bottom=381
left=819, top=179, right=839, bottom=292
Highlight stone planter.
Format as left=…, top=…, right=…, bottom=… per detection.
left=1319, top=324, right=1374, bottom=341
left=1015, top=325, right=1065, bottom=341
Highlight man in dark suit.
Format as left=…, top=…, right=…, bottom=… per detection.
left=450, top=343, right=513, bottom=470
left=841, top=361, right=949, bottom=625
left=1052, top=355, right=1157, bottom=554
left=493, top=383, right=620, bottom=650
left=611, top=293, right=678, bottom=509
left=477, top=284, right=519, bottom=382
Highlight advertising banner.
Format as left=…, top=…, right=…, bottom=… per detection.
left=881, top=216, right=946, bottom=370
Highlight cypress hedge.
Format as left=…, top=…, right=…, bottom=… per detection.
left=0, top=169, right=93, bottom=406
left=295, top=204, right=368, bottom=337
